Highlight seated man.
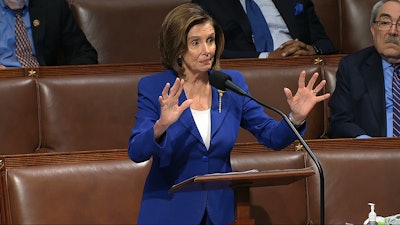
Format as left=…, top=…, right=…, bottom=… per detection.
left=0, top=0, right=98, bottom=68
left=192, top=0, right=336, bottom=58
left=328, top=0, right=400, bottom=138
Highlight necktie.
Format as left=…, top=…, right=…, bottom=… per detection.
left=13, top=9, right=39, bottom=68
left=245, top=0, right=274, bottom=52
left=392, top=64, right=400, bottom=136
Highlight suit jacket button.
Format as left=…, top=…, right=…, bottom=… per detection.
left=202, top=156, right=209, bottom=162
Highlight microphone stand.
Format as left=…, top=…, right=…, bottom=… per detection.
left=234, top=91, right=325, bottom=225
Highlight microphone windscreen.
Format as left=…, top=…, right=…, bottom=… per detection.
left=208, top=70, right=232, bottom=91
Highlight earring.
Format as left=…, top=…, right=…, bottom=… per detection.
left=177, top=55, right=182, bottom=67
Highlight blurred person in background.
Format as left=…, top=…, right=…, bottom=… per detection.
left=0, top=0, right=97, bottom=68
left=192, top=0, right=336, bottom=59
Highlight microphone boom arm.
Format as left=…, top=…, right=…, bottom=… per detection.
left=230, top=84, right=325, bottom=225
left=208, top=70, right=325, bottom=224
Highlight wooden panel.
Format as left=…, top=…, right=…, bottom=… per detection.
left=0, top=55, right=345, bottom=77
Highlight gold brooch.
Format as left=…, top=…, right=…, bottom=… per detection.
left=218, top=90, right=225, bottom=113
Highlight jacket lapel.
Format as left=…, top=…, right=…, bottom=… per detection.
left=230, top=0, right=253, bottom=37
left=210, top=87, right=231, bottom=138
left=272, top=0, right=297, bottom=36
left=28, top=1, right=46, bottom=64
left=177, top=91, right=205, bottom=146
left=176, top=86, right=232, bottom=148
left=362, top=49, right=386, bottom=134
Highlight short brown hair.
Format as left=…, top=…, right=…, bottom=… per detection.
left=159, top=3, right=225, bottom=77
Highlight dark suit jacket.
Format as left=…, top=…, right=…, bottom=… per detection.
left=128, top=69, right=303, bottom=224
left=192, top=0, right=336, bottom=58
left=328, top=46, right=387, bottom=138
left=29, top=0, right=98, bottom=66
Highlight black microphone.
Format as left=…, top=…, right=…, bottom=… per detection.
left=209, top=70, right=326, bottom=225
left=208, top=70, right=247, bottom=96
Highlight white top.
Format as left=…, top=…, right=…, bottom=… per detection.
left=191, top=108, right=211, bottom=150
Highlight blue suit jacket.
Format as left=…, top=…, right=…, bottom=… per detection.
left=128, top=69, right=304, bottom=224
left=192, top=0, right=336, bottom=58
left=328, top=46, right=387, bottom=138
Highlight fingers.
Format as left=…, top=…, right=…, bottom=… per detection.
left=291, top=49, right=312, bottom=56
left=312, top=79, right=326, bottom=94
left=161, top=78, right=184, bottom=99
left=300, top=71, right=330, bottom=99
left=180, top=99, right=193, bottom=111
left=318, top=93, right=331, bottom=101
left=279, top=39, right=296, bottom=49
left=298, top=70, right=307, bottom=89
left=280, top=40, right=314, bottom=57
left=169, top=78, right=184, bottom=97
left=306, top=73, right=331, bottom=102
left=306, top=72, right=320, bottom=90
left=161, top=82, right=171, bottom=99
left=158, top=95, right=164, bottom=106
left=295, top=71, right=327, bottom=94
left=283, top=87, right=293, bottom=101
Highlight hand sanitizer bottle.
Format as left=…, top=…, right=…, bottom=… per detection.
left=367, top=203, right=378, bottom=225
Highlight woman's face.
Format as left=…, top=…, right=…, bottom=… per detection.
left=182, top=21, right=216, bottom=76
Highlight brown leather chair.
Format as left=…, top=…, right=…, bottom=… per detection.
left=3, top=153, right=151, bottom=225
left=306, top=148, right=400, bottom=225
left=313, top=0, right=341, bottom=53
left=314, top=0, right=376, bottom=54
left=236, top=65, right=325, bottom=142
left=0, top=77, right=39, bottom=155
left=36, top=65, right=324, bottom=152
left=2, top=149, right=309, bottom=225
left=321, top=65, right=339, bottom=137
left=66, top=0, right=375, bottom=61
left=340, top=0, right=375, bottom=53
left=38, top=73, right=148, bottom=152
left=68, top=0, right=190, bottom=64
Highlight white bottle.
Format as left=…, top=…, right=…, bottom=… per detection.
left=367, top=203, right=378, bottom=225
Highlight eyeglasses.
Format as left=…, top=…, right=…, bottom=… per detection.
left=374, top=20, right=400, bottom=31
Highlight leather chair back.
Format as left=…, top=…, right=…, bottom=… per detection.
left=236, top=65, right=324, bottom=142
left=5, top=157, right=151, bottom=224
left=321, top=65, right=339, bottom=137
left=313, top=0, right=341, bottom=53
left=38, top=73, right=147, bottom=152
left=340, top=0, right=375, bottom=53
left=314, top=0, right=376, bottom=54
left=0, top=77, right=39, bottom=154
left=68, top=0, right=190, bottom=64
left=306, top=148, right=400, bottom=225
